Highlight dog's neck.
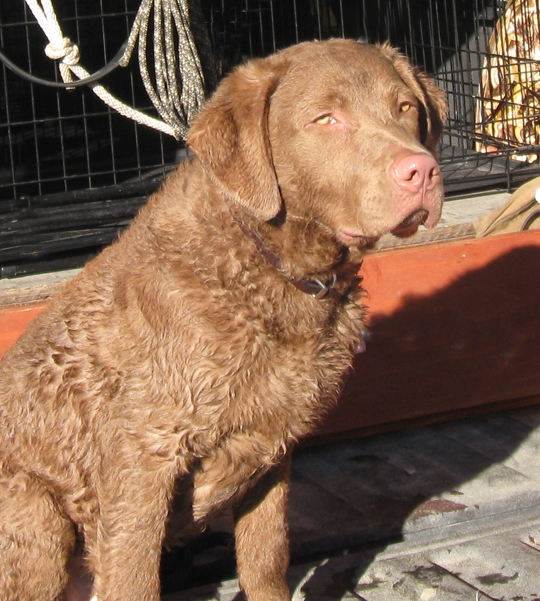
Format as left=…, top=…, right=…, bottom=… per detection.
left=231, top=208, right=365, bottom=302
left=237, top=223, right=342, bottom=300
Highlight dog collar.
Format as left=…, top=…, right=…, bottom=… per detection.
left=238, top=224, right=341, bottom=300
left=237, top=221, right=367, bottom=352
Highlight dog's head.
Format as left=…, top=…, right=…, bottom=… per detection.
left=188, top=39, right=447, bottom=245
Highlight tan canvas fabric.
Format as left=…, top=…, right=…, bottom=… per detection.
left=475, top=176, right=540, bottom=236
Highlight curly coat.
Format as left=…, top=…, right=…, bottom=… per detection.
left=0, top=39, right=446, bottom=601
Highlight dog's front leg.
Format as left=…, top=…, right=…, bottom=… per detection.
left=88, top=463, right=176, bottom=601
left=234, top=454, right=292, bottom=601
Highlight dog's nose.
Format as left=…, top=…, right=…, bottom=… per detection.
left=391, top=152, right=440, bottom=192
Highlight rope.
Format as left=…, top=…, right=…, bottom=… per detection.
left=376, top=223, right=476, bottom=251
left=0, top=41, right=129, bottom=88
left=22, top=0, right=208, bottom=140
left=120, top=0, right=206, bottom=139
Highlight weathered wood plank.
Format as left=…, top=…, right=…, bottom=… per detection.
left=429, top=537, right=540, bottom=599
left=438, top=413, right=540, bottom=482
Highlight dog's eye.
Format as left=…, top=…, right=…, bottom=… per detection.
left=314, top=114, right=337, bottom=126
left=399, top=101, right=413, bottom=114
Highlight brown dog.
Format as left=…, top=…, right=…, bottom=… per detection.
left=0, top=39, right=446, bottom=601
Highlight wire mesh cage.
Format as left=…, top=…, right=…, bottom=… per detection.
left=1, top=0, right=540, bottom=277
left=0, top=1, right=181, bottom=198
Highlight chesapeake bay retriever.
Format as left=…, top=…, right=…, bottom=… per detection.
left=0, top=39, right=446, bottom=601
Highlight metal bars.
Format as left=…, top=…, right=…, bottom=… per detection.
left=1, top=0, right=540, bottom=276
left=0, top=1, right=177, bottom=202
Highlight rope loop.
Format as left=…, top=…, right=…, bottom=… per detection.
left=120, top=0, right=207, bottom=140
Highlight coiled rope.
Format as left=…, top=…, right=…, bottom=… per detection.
left=19, top=0, right=208, bottom=140
left=119, top=0, right=206, bottom=139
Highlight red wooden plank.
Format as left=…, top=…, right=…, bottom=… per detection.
left=0, top=304, right=46, bottom=358
left=2, top=230, right=540, bottom=440
left=315, top=229, right=540, bottom=439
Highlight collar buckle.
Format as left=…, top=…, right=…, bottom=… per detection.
left=311, top=274, right=337, bottom=299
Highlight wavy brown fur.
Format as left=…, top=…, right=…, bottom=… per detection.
left=0, top=39, right=446, bottom=601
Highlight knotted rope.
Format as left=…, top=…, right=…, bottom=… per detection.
left=23, top=0, right=208, bottom=140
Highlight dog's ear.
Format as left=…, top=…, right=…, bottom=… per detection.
left=380, top=43, right=448, bottom=155
left=187, top=58, right=284, bottom=222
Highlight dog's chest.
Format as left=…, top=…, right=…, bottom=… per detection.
left=177, top=294, right=361, bottom=443
left=184, top=326, right=353, bottom=524
left=177, top=316, right=355, bottom=526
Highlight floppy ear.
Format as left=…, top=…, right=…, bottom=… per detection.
left=187, top=57, right=284, bottom=221
left=380, top=43, right=448, bottom=155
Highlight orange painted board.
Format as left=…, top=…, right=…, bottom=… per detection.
left=1, top=229, right=540, bottom=440
left=316, top=229, right=540, bottom=438
left=0, top=303, right=47, bottom=358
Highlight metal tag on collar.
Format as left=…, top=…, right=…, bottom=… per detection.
left=312, top=274, right=337, bottom=299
